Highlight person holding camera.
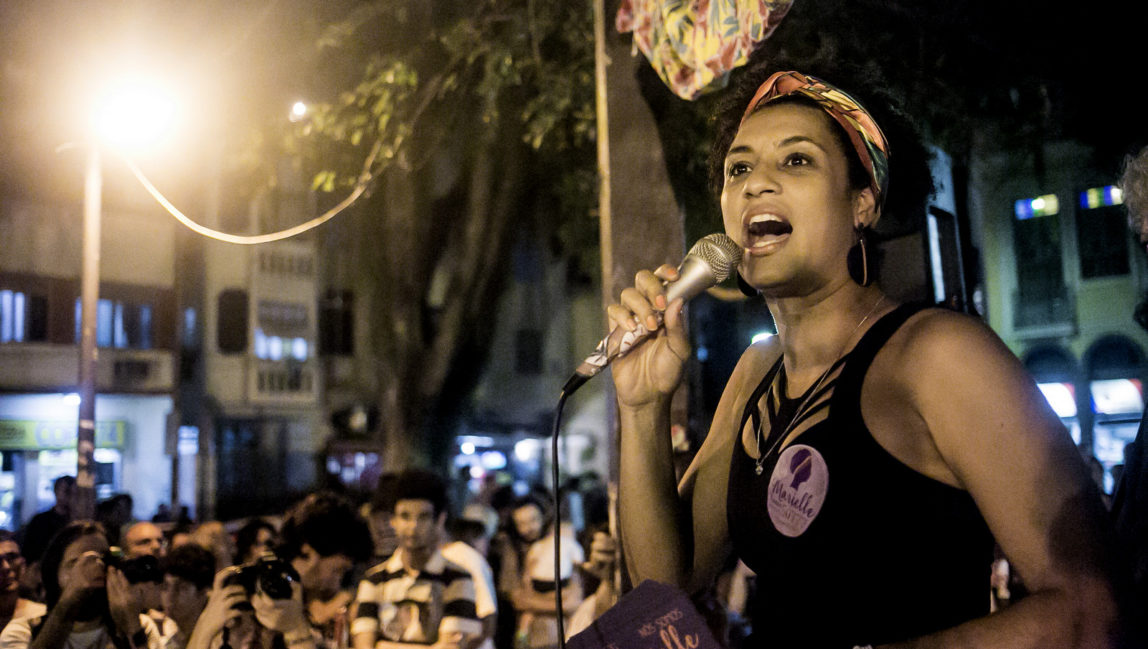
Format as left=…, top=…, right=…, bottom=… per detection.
left=0, top=521, right=164, bottom=649
left=185, top=492, right=372, bottom=649
left=119, top=523, right=174, bottom=646
left=183, top=557, right=301, bottom=649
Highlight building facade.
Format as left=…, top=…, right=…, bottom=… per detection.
left=972, top=140, right=1148, bottom=492
left=1, top=188, right=179, bottom=528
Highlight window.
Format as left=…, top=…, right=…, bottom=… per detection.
left=73, top=298, right=153, bottom=349
left=1012, top=203, right=1069, bottom=327
left=217, top=290, right=249, bottom=354
left=319, top=290, right=354, bottom=356
left=1, top=290, right=48, bottom=343
left=253, top=299, right=309, bottom=361
left=1076, top=204, right=1130, bottom=278
left=182, top=308, right=198, bottom=348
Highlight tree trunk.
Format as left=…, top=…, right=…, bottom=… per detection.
left=366, top=115, right=527, bottom=471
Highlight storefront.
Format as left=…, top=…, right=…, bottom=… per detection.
left=1026, top=337, right=1147, bottom=495
left=1025, top=345, right=1084, bottom=445
left=1086, top=336, right=1146, bottom=493
left=0, top=392, right=173, bottom=530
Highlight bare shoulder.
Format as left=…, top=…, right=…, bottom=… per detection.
left=891, top=307, right=1004, bottom=357
left=732, top=334, right=784, bottom=389
left=882, top=307, right=1020, bottom=389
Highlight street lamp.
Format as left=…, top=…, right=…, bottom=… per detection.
left=73, top=76, right=177, bottom=519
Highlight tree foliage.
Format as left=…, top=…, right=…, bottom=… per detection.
left=283, top=0, right=598, bottom=467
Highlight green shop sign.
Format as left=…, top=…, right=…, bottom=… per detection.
left=0, top=420, right=126, bottom=450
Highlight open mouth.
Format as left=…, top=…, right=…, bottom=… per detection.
left=745, top=214, right=792, bottom=249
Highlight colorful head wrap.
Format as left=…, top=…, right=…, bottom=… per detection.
left=741, top=70, right=890, bottom=206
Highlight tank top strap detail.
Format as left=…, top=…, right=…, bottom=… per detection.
left=738, top=355, right=785, bottom=453
left=831, top=301, right=932, bottom=423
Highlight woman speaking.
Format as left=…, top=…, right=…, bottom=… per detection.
left=608, top=62, right=1133, bottom=648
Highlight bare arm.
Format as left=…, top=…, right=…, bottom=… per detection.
left=610, top=266, right=694, bottom=588
left=880, top=312, right=1130, bottom=648
left=26, top=606, right=77, bottom=649
left=617, top=395, right=692, bottom=588
left=511, top=572, right=583, bottom=616
left=612, top=266, right=772, bottom=594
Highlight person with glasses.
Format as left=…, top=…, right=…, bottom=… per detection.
left=0, top=522, right=163, bottom=649
left=1, top=531, right=45, bottom=634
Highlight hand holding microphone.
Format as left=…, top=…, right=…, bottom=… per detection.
left=563, top=234, right=741, bottom=397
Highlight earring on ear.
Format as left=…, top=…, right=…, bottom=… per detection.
left=846, top=227, right=873, bottom=287
left=736, top=270, right=760, bottom=297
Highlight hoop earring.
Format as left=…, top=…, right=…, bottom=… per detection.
left=736, top=270, right=760, bottom=297
left=847, top=228, right=873, bottom=287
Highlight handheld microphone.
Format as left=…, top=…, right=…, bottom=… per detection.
left=562, top=233, right=742, bottom=395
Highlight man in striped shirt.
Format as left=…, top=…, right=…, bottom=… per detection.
left=352, top=470, right=482, bottom=649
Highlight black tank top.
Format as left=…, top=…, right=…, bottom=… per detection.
left=728, top=303, right=993, bottom=648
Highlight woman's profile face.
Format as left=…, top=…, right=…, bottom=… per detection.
left=58, top=533, right=109, bottom=592
left=720, top=102, right=867, bottom=295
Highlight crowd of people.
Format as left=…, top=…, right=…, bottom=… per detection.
left=5, top=55, right=1148, bottom=649
left=0, top=469, right=619, bottom=649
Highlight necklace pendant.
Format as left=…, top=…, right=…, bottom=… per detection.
left=754, top=463, right=764, bottom=476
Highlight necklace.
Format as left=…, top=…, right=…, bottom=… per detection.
left=753, top=295, right=886, bottom=475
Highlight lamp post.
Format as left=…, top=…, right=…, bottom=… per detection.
left=73, top=76, right=177, bottom=519
left=75, top=142, right=102, bottom=520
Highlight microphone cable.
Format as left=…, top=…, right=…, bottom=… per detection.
left=548, top=385, right=575, bottom=649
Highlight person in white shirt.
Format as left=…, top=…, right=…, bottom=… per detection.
left=440, top=519, right=497, bottom=649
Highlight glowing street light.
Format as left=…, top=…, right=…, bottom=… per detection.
left=289, top=101, right=308, bottom=123
left=74, top=76, right=178, bottom=518
left=92, top=77, right=178, bottom=149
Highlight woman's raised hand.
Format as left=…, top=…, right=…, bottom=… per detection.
left=606, top=264, right=690, bottom=407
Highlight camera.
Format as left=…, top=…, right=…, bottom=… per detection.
left=225, top=553, right=300, bottom=600
left=104, top=548, right=163, bottom=585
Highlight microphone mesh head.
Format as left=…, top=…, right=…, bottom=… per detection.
left=689, top=233, right=743, bottom=282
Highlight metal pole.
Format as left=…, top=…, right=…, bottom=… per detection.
left=76, top=143, right=101, bottom=520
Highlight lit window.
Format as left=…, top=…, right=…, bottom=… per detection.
left=97, top=299, right=114, bottom=348
left=74, top=298, right=154, bottom=349
left=1, top=290, right=26, bottom=343
left=254, top=328, right=269, bottom=359
left=1090, top=379, right=1144, bottom=416
left=268, top=336, right=283, bottom=361
left=1014, top=194, right=1060, bottom=220
left=291, top=338, right=307, bottom=361
left=1037, top=382, right=1077, bottom=418
left=1078, top=186, right=1123, bottom=210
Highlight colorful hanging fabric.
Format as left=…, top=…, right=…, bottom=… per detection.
left=616, top=0, right=795, bottom=101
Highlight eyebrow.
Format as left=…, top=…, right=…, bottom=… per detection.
left=725, top=135, right=827, bottom=160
